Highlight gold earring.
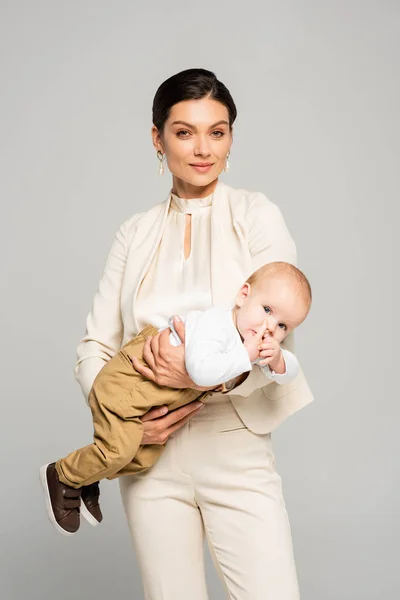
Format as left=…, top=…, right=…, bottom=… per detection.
left=157, top=150, right=165, bottom=176
left=224, top=150, right=231, bottom=173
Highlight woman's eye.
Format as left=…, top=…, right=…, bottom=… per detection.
left=263, top=307, right=271, bottom=314
left=211, top=131, right=224, bottom=138
left=177, top=130, right=190, bottom=138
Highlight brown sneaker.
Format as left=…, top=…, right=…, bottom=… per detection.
left=40, top=463, right=81, bottom=536
left=81, top=482, right=103, bottom=527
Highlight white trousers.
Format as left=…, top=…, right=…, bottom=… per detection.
left=119, top=394, right=300, bottom=600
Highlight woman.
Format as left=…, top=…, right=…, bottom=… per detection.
left=75, top=68, right=313, bottom=599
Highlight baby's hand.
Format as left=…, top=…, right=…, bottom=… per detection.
left=258, top=335, right=283, bottom=371
left=243, top=320, right=268, bottom=363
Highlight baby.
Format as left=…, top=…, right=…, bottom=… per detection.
left=40, top=261, right=311, bottom=536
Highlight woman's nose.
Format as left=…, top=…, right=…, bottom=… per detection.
left=194, top=136, right=211, bottom=156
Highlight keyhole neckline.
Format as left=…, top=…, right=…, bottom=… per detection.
left=170, top=191, right=213, bottom=214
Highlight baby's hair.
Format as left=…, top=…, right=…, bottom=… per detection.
left=246, top=262, right=312, bottom=305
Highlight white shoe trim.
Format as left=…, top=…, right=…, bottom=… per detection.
left=80, top=500, right=101, bottom=527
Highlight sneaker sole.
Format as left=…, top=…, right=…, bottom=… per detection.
left=80, top=501, right=101, bottom=527
left=39, top=464, right=77, bottom=536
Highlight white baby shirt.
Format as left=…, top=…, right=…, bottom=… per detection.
left=165, top=306, right=299, bottom=388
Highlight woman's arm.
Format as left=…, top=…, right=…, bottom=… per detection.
left=75, top=221, right=131, bottom=402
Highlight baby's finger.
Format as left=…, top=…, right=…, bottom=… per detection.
left=259, top=346, right=273, bottom=354
left=258, top=341, right=274, bottom=352
left=259, top=353, right=273, bottom=360
left=258, top=358, right=271, bottom=366
left=255, top=320, right=268, bottom=339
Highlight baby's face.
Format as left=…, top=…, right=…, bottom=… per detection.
left=235, top=275, right=309, bottom=343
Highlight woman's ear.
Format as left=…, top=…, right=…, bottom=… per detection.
left=151, top=125, right=164, bottom=152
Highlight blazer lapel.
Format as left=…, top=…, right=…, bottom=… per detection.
left=210, top=181, right=253, bottom=308
left=125, top=193, right=171, bottom=333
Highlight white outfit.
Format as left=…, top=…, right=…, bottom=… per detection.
left=76, top=184, right=307, bottom=599
left=166, top=306, right=299, bottom=387
left=120, top=395, right=300, bottom=600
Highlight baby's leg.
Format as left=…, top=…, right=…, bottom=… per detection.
left=40, top=374, right=143, bottom=537
left=111, top=444, right=165, bottom=478
left=57, top=328, right=206, bottom=487
left=56, top=355, right=146, bottom=488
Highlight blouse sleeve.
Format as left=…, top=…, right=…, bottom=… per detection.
left=229, top=192, right=299, bottom=398
left=74, top=220, right=132, bottom=403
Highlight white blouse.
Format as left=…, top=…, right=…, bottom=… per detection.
left=135, top=191, right=214, bottom=332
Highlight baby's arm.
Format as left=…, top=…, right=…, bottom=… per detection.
left=184, top=309, right=252, bottom=388
left=254, top=349, right=299, bottom=385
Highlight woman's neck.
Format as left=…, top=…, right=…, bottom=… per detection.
left=171, top=176, right=218, bottom=199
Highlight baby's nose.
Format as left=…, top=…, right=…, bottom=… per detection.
left=265, top=317, right=277, bottom=335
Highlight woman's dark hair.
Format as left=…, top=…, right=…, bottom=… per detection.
left=152, top=68, right=237, bottom=133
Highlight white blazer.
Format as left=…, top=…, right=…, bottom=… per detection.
left=75, top=180, right=314, bottom=434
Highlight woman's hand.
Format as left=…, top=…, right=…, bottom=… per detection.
left=140, top=401, right=205, bottom=445
left=130, top=317, right=215, bottom=391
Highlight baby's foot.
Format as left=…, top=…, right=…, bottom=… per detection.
left=39, top=463, right=81, bottom=535
left=81, top=482, right=103, bottom=527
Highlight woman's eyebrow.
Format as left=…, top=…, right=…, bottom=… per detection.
left=170, top=120, right=229, bottom=128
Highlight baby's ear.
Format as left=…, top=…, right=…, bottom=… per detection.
left=236, top=282, right=250, bottom=306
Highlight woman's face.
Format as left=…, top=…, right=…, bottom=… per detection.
left=152, top=97, right=232, bottom=197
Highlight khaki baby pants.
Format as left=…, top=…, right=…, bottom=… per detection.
left=55, top=325, right=209, bottom=488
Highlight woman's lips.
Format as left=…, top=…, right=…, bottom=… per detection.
left=189, top=163, right=214, bottom=173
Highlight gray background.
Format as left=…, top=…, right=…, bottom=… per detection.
left=1, top=1, right=399, bottom=598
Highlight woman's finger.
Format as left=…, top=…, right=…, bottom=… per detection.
left=149, top=333, right=162, bottom=367
left=140, top=405, right=169, bottom=422
left=142, top=336, right=156, bottom=370
left=172, top=316, right=186, bottom=343
left=164, top=404, right=204, bottom=437
left=157, top=328, right=172, bottom=361
left=130, top=356, right=157, bottom=381
left=159, top=401, right=205, bottom=429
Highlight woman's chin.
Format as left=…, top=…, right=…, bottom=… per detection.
left=173, top=170, right=221, bottom=189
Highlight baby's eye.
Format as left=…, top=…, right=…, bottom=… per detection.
left=263, top=307, right=271, bottom=314
left=278, top=323, right=287, bottom=330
